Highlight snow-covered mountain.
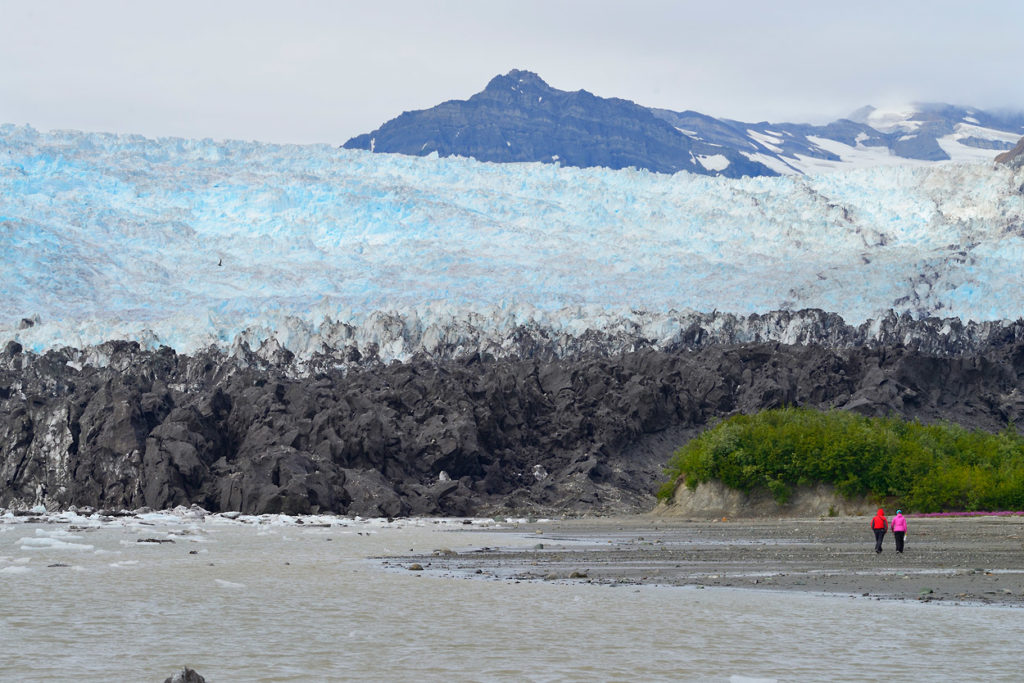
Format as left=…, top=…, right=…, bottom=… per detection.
left=654, top=104, right=1024, bottom=175
left=3, top=123, right=1024, bottom=361
left=345, top=70, right=1024, bottom=177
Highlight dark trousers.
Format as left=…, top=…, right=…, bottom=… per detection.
left=873, top=528, right=886, bottom=552
left=894, top=531, right=905, bottom=552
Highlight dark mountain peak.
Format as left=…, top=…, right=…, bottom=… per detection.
left=483, top=69, right=551, bottom=93
left=472, top=69, right=563, bottom=109
left=474, top=69, right=608, bottom=111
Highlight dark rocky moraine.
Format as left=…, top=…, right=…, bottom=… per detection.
left=2, top=313, right=1024, bottom=517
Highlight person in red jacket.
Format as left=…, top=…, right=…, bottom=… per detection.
left=871, top=508, right=888, bottom=553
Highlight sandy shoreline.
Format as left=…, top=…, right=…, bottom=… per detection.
left=394, top=514, right=1024, bottom=606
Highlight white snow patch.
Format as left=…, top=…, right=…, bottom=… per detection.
left=697, top=154, right=730, bottom=171
left=747, top=130, right=783, bottom=152
left=861, top=105, right=923, bottom=133
left=801, top=136, right=928, bottom=171
left=739, top=152, right=801, bottom=175
left=936, top=133, right=1018, bottom=164
left=951, top=122, right=1023, bottom=144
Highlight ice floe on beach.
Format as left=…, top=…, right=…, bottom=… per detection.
left=0, top=503, right=515, bottom=531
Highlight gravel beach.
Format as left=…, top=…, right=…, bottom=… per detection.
left=394, top=514, right=1024, bottom=606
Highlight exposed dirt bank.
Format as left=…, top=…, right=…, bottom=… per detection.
left=658, top=481, right=880, bottom=518
left=391, top=514, right=1024, bottom=606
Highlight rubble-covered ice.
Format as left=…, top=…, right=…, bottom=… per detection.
left=3, top=124, right=1023, bottom=358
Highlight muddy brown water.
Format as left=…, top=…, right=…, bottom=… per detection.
left=2, top=511, right=1023, bottom=682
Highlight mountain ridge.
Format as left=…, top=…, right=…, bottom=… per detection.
left=344, top=69, right=774, bottom=178
left=344, top=70, right=1024, bottom=177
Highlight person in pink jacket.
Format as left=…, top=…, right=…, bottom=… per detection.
left=890, top=510, right=907, bottom=553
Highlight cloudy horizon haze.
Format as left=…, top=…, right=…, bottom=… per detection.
left=2, top=0, right=1023, bottom=145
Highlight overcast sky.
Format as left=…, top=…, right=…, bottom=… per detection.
left=2, top=0, right=1022, bottom=145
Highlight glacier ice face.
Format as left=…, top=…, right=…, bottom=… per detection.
left=2, top=124, right=1024, bottom=359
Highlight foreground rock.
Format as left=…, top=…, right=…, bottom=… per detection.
left=2, top=323, right=1024, bottom=516
left=164, top=668, right=205, bottom=683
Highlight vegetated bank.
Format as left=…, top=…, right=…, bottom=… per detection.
left=659, top=407, right=1024, bottom=513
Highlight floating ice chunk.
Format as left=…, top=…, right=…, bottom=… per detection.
left=137, top=512, right=189, bottom=524
left=53, top=511, right=95, bottom=525
left=34, top=528, right=84, bottom=540
left=19, top=537, right=94, bottom=551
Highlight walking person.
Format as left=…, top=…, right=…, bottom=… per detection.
left=871, top=508, right=887, bottom=553
left=891, top=509, right=907, bottom=553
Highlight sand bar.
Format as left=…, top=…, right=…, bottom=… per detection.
left=393, top=514, right=1024, bottom=606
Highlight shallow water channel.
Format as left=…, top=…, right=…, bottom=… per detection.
left=2, top=511, right=1022, bottom=682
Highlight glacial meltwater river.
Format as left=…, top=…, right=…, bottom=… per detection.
left=2, top=509, right=1022, bottom=682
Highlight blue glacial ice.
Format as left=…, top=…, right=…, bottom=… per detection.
left=2, top=124, right=1023, bottom=357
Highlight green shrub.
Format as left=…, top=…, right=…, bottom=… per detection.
left=657, top=407, right=1024, bottom=513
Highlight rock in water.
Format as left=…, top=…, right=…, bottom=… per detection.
left=164, top=667, right=205, bottom=683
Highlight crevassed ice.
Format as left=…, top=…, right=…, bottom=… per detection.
left=2, top=124, right=1023, bottom=356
